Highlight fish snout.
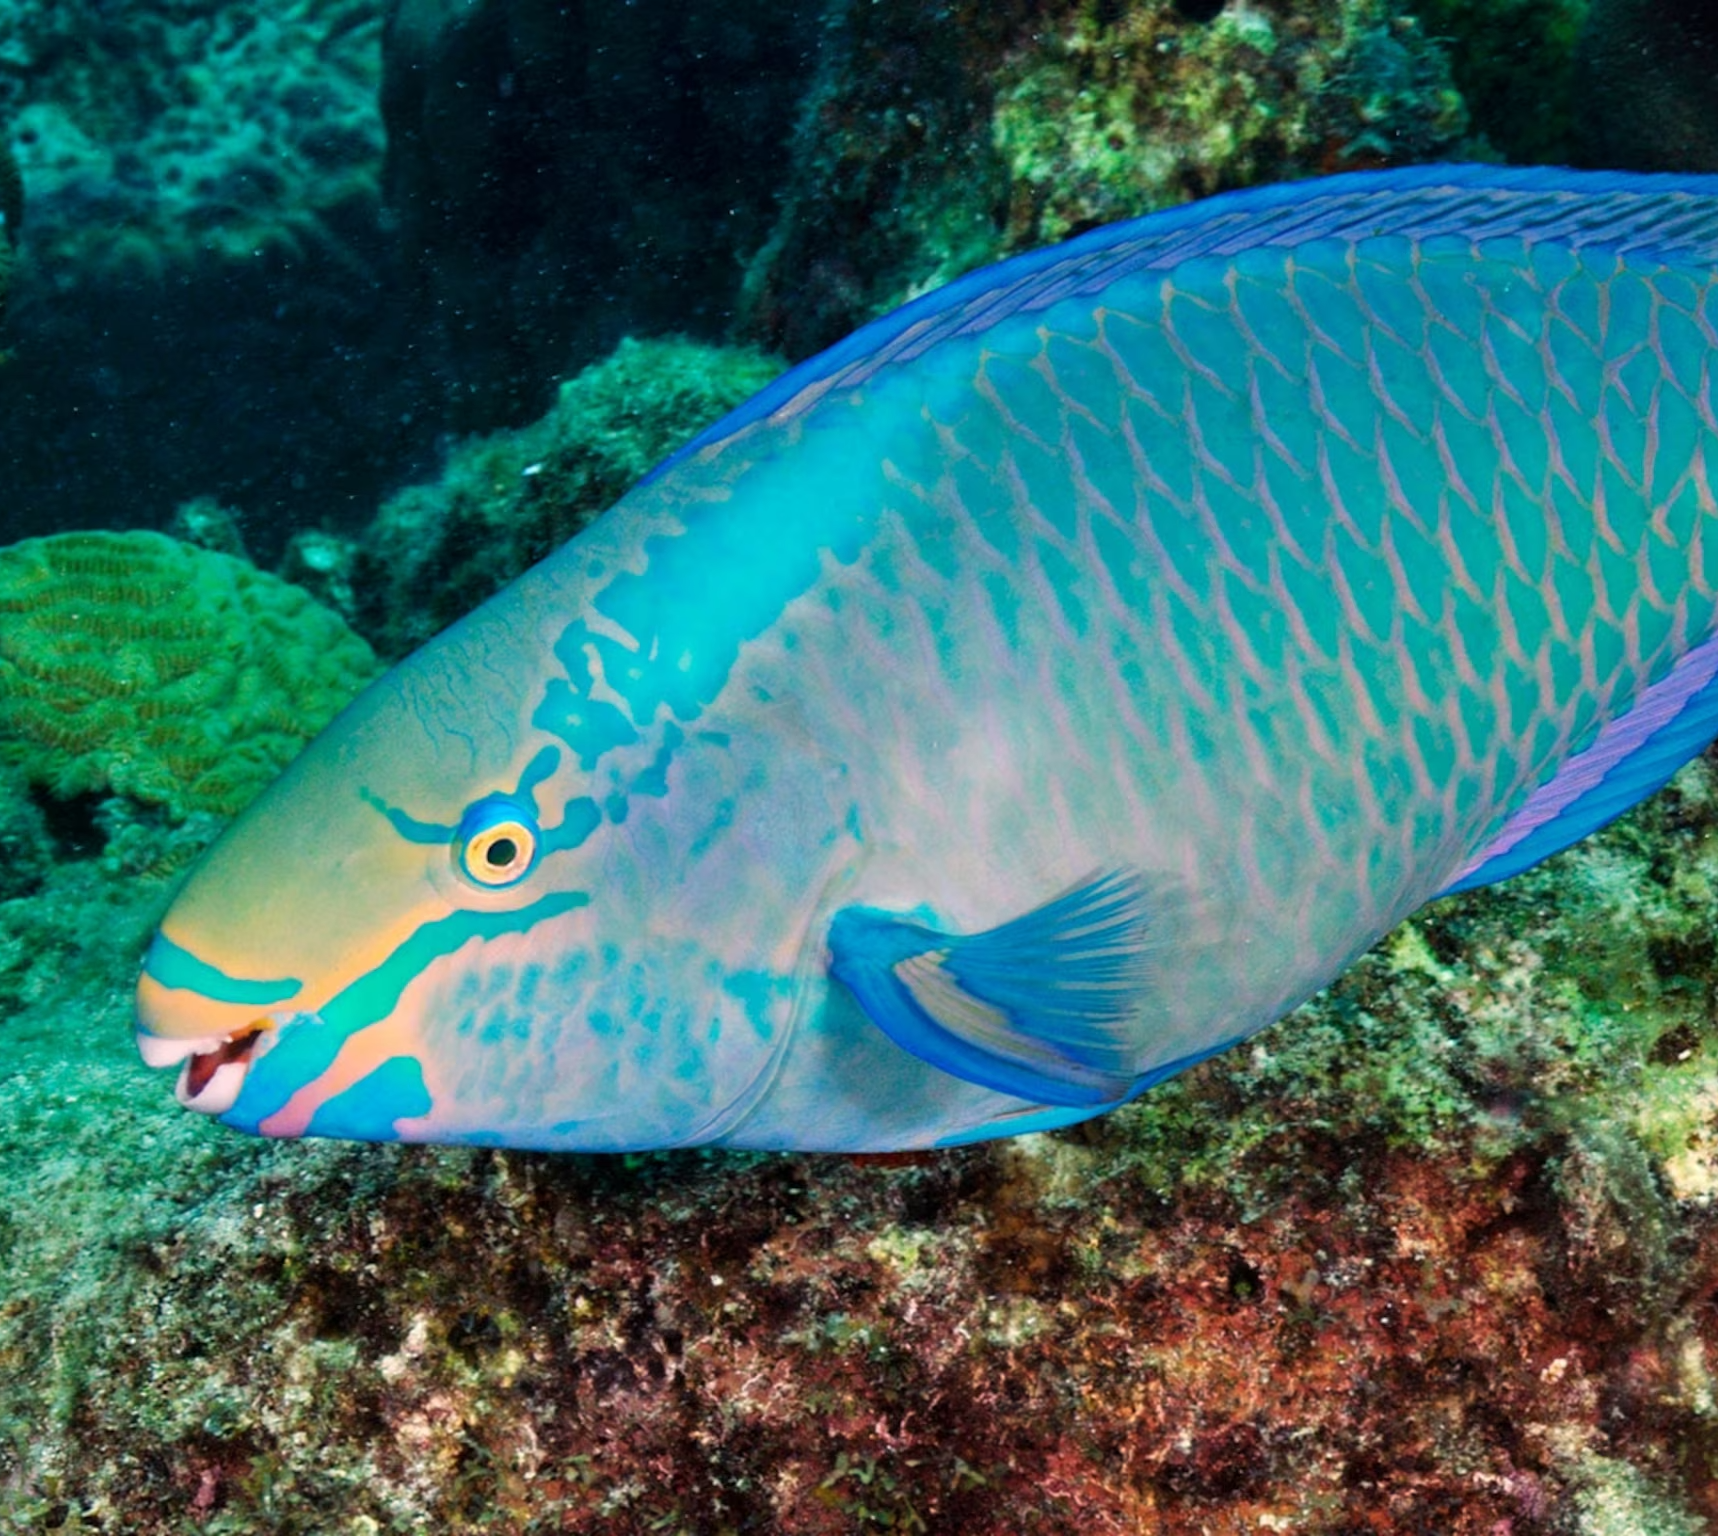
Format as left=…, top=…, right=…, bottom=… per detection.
left=134, top=931, right=306, bottom=1116
left=136, top=1022, right=278, bottom=1116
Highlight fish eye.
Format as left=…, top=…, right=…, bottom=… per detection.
left=455, top=799, right=539, bottom=888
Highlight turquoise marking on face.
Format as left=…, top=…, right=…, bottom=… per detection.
left=223, top=892, right=592, bottom=1131
left=629, top=722, right=684, bottom=797
left=517, top=745, right=560, bottom=796
left=304, top=1056, right=432, bottom=1141
left=545, top=798, right=602, bottom=854
left=535, top=656, right=641, bottom=767
left=366, top=745, right=569, bottom=850
left=142, top=932, right=299, bottom=1006
left=362, top=788, right=449, bottom=844
left=222, top=1012, right=341, bottom=1129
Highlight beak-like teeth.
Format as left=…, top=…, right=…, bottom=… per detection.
left=136, top=1031, right=224, bottom=1069
left=140, top=1025, right=273, bottom=1116
left=175, top=1056, right=250, bottom=1115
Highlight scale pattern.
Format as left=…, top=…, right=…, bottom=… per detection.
left=133, top=168, right=1718, bottom=1152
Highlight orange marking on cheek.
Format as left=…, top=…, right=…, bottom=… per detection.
left=259, top=1016, right=426, bottom=1138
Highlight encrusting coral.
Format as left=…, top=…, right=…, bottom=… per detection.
left=0, top=530, right=378, bottom=820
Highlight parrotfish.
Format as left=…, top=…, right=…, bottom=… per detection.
left=136, top=164, right=1718, bottom=1152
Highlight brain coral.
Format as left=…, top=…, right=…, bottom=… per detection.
left=0, top=531, right=378, bottom=819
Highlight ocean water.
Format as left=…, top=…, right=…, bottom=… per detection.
left=3, top=2, right=1718, bottom=1532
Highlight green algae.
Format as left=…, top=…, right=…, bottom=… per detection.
left=1565, top=1451, right=1708, bottom=1536
left=994, top=0, right=1469, bottom=249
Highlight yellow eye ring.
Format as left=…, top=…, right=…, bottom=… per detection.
left=455, top=803, right=539, bottom=888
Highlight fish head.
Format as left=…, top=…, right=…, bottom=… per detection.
left=132, top=585, right=812, bottom=1150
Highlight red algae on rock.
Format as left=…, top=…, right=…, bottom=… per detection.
left=10, top=1115, right=1717, bottom=1534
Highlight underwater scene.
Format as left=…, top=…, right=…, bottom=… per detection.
left=6, top=0, right=1718, bottom=1530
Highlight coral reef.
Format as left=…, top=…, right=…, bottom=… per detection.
left=0, top=766, right=48, bottom=904
left=0, top=0, right=426, bottom=566
left=5, top=740, right=1718, bottom=1529
left=0, top=0, right=385, bottom=281
left=992, top=1, right=1468, bottom=248
left=353, top=336, right=782, bottom=658
left=163, top=497, right=250, bottom=563
left=0, top=531, right=378, bottom=819
left=2, top=4, right=1712, bottom=1530
left=741, top=0, right=1473, bottom=360
left=277, top=528, right=364, bottom=631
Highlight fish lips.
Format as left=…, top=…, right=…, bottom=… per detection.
left=135, top=1019, right=290, bottom=1116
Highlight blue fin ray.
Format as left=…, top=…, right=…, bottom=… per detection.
left=827, top=872, right=1151, bottom=1107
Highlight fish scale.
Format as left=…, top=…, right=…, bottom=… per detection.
left=133, top=165, right=1718, bottom=1151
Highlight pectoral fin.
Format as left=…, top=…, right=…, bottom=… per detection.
left=827, top=871, right=1150, bottom=1106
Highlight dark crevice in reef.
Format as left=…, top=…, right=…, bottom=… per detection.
left=30, top=786, right=106, bottom=862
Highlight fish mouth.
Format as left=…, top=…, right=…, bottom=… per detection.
left=136, top=1024, right=277, bottom=1116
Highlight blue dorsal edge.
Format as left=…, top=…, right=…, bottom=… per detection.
left=643, top=162, right=1718, bottom=488
left=827, top=871, right=1152, bottom=1108
left=1443, top=631, right=1718, bottom=895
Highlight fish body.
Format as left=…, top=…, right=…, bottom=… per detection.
left=136, top=165, right=1718, bottom=1152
